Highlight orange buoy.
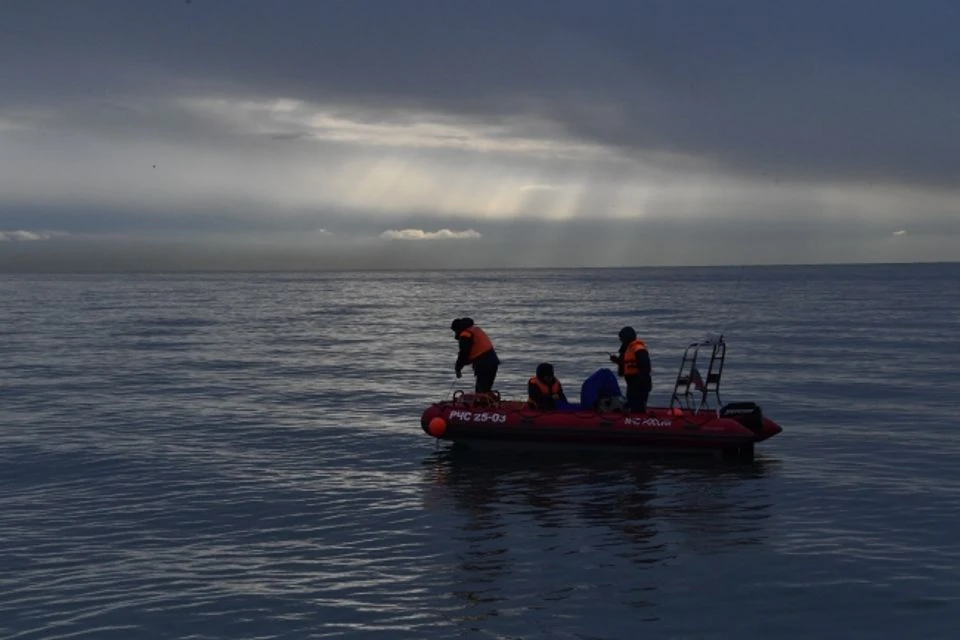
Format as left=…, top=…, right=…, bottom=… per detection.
left=427, top=417, right=447, bottom=437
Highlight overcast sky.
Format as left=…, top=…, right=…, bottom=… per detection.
left=1, top=0, right=958, bottom=270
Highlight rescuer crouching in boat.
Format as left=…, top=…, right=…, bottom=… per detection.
left=527, top=362, right=568, bottom=410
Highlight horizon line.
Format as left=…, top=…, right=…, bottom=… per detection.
left=0, top=259, right=956, bottom=276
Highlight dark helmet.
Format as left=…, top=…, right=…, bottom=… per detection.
left=536, top=362, right=555, bottom=379
left=618, top=326, right=637, bottom=342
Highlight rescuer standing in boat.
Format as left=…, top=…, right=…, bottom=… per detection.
left=451, top=318, right=500, bottom=393
left=610, top=326, right=652, bottom=412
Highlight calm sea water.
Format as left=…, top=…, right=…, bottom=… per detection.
left=1, top=263, right=958, bottom=639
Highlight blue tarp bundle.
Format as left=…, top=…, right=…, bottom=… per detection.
left=579, top=368, right=622, bottom=410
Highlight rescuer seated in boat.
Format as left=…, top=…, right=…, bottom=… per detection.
left=451, top=317, right=501, bottom=393
left=609, top=326, right=652, bottom=412
left=527, top=362, right=568, bottom=410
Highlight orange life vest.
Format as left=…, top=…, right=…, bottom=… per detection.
left=528, top=376, right=562, bottom=407
left=623, top=339, right=647, bottom=376
left=458, top=326, right=494, bottom=362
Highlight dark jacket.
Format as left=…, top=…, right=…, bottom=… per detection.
left=610, top=328, right=651, bottom=379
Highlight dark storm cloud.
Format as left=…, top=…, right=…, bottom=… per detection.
left=3, top=0, right=960, bottom=187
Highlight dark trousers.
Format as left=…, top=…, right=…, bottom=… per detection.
left=473, top=351, right=500, bottom=393
left=625, top=375, right=651, bottom=412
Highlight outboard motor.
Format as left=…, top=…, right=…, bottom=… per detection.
left=720, top=402, right=764, bottom=433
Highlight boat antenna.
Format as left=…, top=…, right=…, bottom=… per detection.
left=716, top=263, right=746, bottom=341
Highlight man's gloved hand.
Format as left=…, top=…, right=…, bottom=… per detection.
left=455, top=369, right=462, bottom=379
left=609, top=354, right=618, bottom=364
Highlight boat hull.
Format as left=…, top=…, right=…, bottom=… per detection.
left=420, top=400, right=782, bottom=459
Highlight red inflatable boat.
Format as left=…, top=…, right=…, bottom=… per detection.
left=420, top=336, right=782, bottom=461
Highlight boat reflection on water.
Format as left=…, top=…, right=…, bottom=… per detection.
left=420, top=447, right=779, bottom=624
